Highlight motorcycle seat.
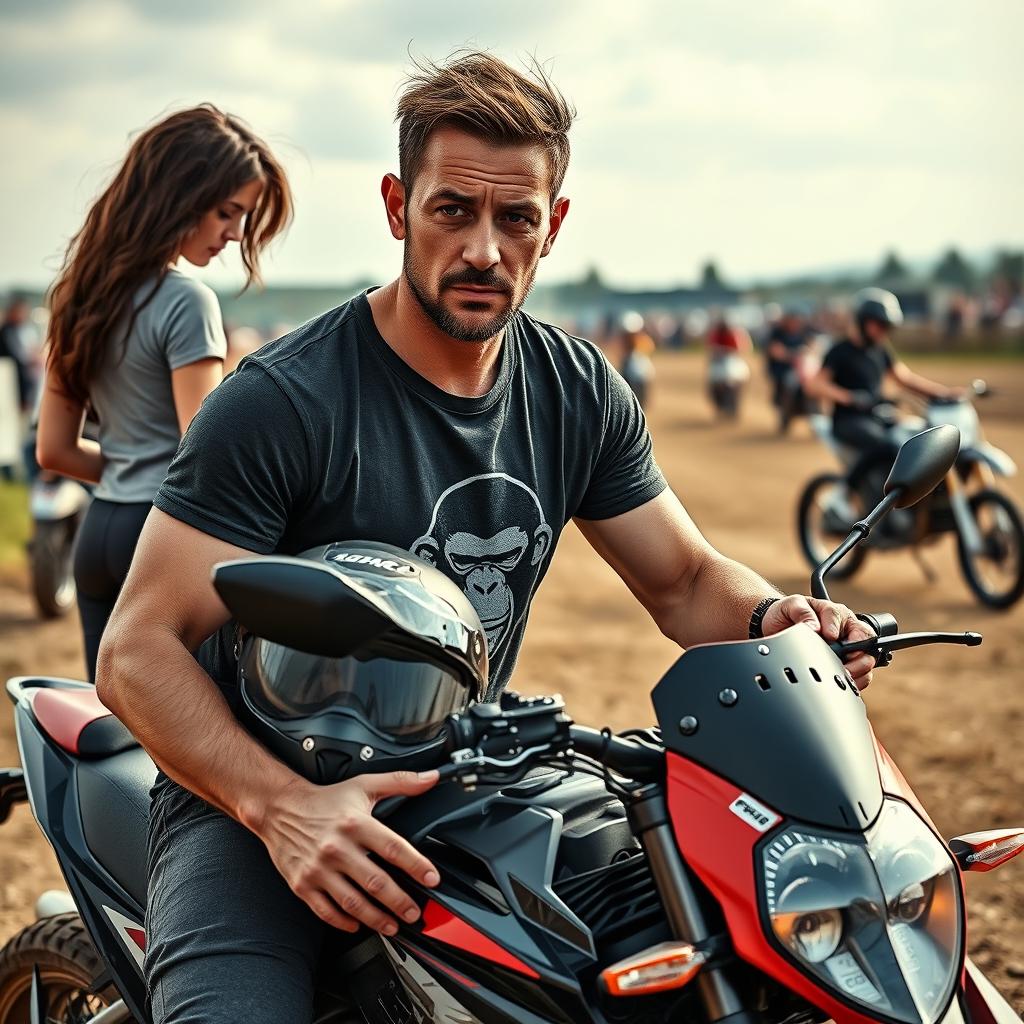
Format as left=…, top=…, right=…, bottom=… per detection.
left=30, top=687, right=137, bottom=759
left=75, top=746, right=157, bottom=908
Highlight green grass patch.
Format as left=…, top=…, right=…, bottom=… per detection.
left=0, top=482, right=30, bottom=569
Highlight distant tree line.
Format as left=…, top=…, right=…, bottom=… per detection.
left=873, top=247, right=1023, bottom=294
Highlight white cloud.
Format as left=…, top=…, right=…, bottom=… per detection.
left=1, top=0, right=1021, bottom=290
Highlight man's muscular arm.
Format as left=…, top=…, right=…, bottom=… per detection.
left=576, top=489, right=876, bottom=687
left=97, top=509, right=440, bottom=935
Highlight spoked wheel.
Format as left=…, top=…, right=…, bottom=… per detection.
left=797, top=473, right=868, bottom=580
left=0, top=914, right=125, bottom=1023
left=957, top=489, right=1024, bottom=609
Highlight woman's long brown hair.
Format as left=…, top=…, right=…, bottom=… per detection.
left=47, top=104, right=293, bottom=404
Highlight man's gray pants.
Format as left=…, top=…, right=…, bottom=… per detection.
left=145, top=772, right=328, bottom=1023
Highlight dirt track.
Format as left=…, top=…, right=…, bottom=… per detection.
left=1, top=351, right=1022, bottom=1011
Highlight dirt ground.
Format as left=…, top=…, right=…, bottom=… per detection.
left=1, top=351, right=1022, bottom=1011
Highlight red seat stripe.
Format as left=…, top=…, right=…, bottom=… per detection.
left=31, top=688, right=113, bottom=756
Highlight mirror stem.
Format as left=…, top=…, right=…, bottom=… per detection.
left=811, top=491, right=902, bottom=601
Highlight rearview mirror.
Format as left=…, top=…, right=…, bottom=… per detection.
left=884, top=424, right=961, bottom=508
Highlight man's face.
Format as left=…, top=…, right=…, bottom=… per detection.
left=863, top=318, right=889, bottom=345
left=390, top=126, right=568, bottom=342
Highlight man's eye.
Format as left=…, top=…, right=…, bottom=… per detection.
left=439, top=205, right=466, bottom=217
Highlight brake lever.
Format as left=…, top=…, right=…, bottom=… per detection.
left=830, top=631, right=983, bottom=667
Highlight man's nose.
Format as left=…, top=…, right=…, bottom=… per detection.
left=461, top=221, right=500, bottom=271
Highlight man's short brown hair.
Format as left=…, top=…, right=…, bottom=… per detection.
left=396, top=51, right=575, bottom=204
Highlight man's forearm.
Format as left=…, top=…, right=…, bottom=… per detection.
left=655, top=551, right=779, bottom=649
left=96, top=627, right=297, bottom=834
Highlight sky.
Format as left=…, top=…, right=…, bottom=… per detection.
left=1, top=0, right=1022, bottom=293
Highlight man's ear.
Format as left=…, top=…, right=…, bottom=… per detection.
left=540, top=196, right=570, bottom=258
left=381, top=173, right=407, bottom=240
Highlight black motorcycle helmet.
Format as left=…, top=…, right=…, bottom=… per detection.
left=222, top=541, right=488, bottom=785
left=854, top=287, right=904, bottom=334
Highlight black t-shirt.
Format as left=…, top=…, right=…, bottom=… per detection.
left=822, top=338, right=895, bottom=421
left=155, top=291, right=666, bottom=699
left=765, top=324, right=810, bottom=375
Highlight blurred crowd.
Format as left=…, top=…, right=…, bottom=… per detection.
left=2, top=280, right=1022, bottom=480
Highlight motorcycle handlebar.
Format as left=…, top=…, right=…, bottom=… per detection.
left=568, top=725, right=663, bottom=780
left=442, top=700, right=664, bottom=784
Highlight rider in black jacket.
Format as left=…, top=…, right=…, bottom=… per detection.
left=807, top=288, right=964, bottom=533
left=809, top=288, right=962, bottom=451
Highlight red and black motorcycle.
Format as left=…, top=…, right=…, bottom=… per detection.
left=1, top=423, right=1021, bottom=1024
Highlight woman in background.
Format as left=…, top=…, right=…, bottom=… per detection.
left=37, top=104, right=292, bottom=681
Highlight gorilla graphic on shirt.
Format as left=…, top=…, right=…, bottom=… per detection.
left=411, top=473, right=552, bottom=655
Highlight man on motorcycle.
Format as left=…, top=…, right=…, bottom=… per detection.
left=96, top=53, right=877, bottom=1024
left=765, top=306, right=813, bottom=428
left=807, top=288, right=963, bottom=457
left=805, top=288, right=964, bottom=538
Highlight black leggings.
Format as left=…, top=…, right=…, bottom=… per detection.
left=73, top=498, right=151, bottom=683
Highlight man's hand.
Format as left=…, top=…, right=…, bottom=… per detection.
left=847, top=389, right=877, bottom=412
left=761, top=595, right=877, bottom=690
left=255, top=770, right=442, bottom=935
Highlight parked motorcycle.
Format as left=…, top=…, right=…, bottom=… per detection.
left=27, top=473, right=90, bottom=619
left=798, top=382, right=1023, bottom=608
left=1, top=425, right=1021, bottom=1023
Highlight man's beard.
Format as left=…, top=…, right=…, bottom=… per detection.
left=403, top=243, right=535, bottom=342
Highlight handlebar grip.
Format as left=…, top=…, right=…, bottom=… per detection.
left=856, top=611, right=898, bottom=637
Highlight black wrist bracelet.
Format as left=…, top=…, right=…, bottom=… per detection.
left=748, top=597, right=780, bottom=639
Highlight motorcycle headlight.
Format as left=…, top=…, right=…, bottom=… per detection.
left=761, top=800, right=962, bottom=1024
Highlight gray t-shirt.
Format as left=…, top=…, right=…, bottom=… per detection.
left=91, top=267, right=226, bottom=503
left=155, top=291, right=667, bottom=698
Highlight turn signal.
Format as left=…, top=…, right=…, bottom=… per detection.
left=949, top=828, right=1024, bottom=872
left=600, top=941, right=706, bottom=996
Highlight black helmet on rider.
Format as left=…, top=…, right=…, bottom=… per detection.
left=854, top=287, right=904, bottom=335
left=236, top=541, right=487, bottom=785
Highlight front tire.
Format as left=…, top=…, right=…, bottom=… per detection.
left=797, top=473, right=868, bottom=580
left=957, top=489, right=1024, bottom=609
left=0, top=913, right=123, bottom=1022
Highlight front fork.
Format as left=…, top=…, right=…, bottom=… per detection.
left=628, top=787, right=762, bottom=1024
left=946, top=468, right=985, bottom=555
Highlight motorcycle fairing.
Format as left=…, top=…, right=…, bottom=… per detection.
left=665, top=752, right=969, bottom=1024
left=420, top=899, right=540, bottom=978
left=384, top=936, right=564, bottom=1024
left=652, top=625, right=883, bottom=831
left=383, top=769, right=690, bottom=1022
left=871, top=730, right=937, bottom=833
left=963, top=959, right=1021, bottom=1024
left=9, top=677, right=151, bottom=1020
left=959, top=445, right=1017, bottom=478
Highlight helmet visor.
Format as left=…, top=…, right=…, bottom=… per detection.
left=245, top=641, right=470, bottom=743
